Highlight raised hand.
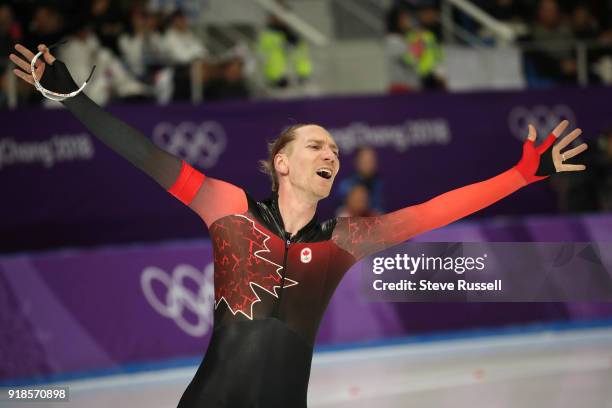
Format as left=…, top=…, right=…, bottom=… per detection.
left=515, top=120, right=588, bottom=184
left=536, top=121, right=588, bottom=173
left=9, top=44, right=56, bottom=86
left=9, top=43, right=93, bottom=101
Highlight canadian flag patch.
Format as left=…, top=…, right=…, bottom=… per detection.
left=300, top=247, right=312, bottom=263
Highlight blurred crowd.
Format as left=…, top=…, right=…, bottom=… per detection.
left=1, top=0, right=208, bottom=105
left=486, top=0, right=612, bottom=86
left=0, top=0, right=314, bottom=107
left=3, top=0, right=612, bottom=106
left=386, top=0, right=612, bottom=91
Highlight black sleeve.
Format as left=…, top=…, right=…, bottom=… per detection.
left=41, top=59, right=181, bottom=189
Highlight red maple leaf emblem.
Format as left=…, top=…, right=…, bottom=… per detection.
left=332, top=216, right=387, bottom=260
left=210, top=215, right=297, bottom=319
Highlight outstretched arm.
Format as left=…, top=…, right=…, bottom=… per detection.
left=10, top=44, right=248, bottom=225
left=333, top=121, right=588, bottom=261
left=11, top=44, right=181, bottom=188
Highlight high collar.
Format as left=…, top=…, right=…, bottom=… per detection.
left=261, top=193, right=319, bottom=242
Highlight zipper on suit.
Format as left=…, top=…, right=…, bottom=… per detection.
left=274, top=238, right=291, bottom=317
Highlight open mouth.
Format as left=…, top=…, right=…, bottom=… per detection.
left=316, top=169, right=332, bottom=180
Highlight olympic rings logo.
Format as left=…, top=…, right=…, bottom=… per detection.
left=152, top=121, right=227, bottom=168
left=141, top=263, right=215, bottom=337
left=508, top=105, right=576, bottom=141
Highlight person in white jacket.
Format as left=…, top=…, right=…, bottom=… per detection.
left=161, top=10, right=207, bottom=65
left=57, top=24, right=149, bottom=106
left=118, top=9, right=164, bottom=78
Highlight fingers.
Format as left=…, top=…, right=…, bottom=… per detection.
left=551, top=120, right=569, bottom=138
left=13, top=44, right=46, bottom=79
left=12, top=68, right=34, bottom=85
left=560, top=164, right=586, bottom=172
left=527, top=124, right=537, bottom=142
left=38, top=44, right=56, bottom=65
left=550, top=127, right=586, bottom=173
left=562, top=143, right=588, bottom=161
left=555, top=128, right=582, bottom=150
left=15, top=44, right=36, bottom=62
left=9, top=53, right=32, bottom=72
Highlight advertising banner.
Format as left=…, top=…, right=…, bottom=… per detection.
left=1, top=88, right=610, bottom=251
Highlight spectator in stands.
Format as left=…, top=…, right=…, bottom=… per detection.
left=119, top=6, right=175, bottom=103
left=336, top=184, right=379, bottom=218
left=571, top=4, right=599, bottom=40
left=161, top=9, right=208, bottom=101
left=0, top=2, right=22, bottom=107
left=415, top=2, right=442, bottom=39
left=385, top=6, right=421, bottom=93
left=337, top=147, right=384, bottom=213
left=392, top=1, right=442, bottom=37
left=57, top=23, right=150, bottom=106
left=257, top=12, right=312, bottom=89
left=162, top=9, right=207, bottom=65
left=89, top=0, right=126, bottom=55
left=0, top=3, right=21, bottom=57
left=119, top=7, right=164, bottom=79
left=385, top=4, right=445, bottom=92
left=25, top=5, right=66, bottom=51
left=147, top=0, right=207, bottom=23
left=203, top=56, right=250, bottom=101
left=1, top=3, right=47, bottom=106
left=525, top=0, right=577, bottom=84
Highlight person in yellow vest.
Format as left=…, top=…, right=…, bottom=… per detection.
left=258, top=13, right=312, bottom=88
left=385, top=6, right=421, bottom=92
left=385, top=5, right=445, bottom=92
left=403, top=27, right=444, bottom=89
left=404, top=5, right=445, bottom=90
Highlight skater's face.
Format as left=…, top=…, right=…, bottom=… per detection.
left=276, top=125, right=340, bottom=200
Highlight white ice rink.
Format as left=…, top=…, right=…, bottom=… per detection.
left=3, top=327, right=612, bottom=408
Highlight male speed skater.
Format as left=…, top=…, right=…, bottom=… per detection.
left=10, top=43, right=587, bottom=407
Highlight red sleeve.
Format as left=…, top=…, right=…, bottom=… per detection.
left=332, top=136, right=556, bottom=261
left=167, top=160, right=206, bottom=205
left=167, top=160, right=248, bottom=227
left=333, top=167, right=527, bottom=261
